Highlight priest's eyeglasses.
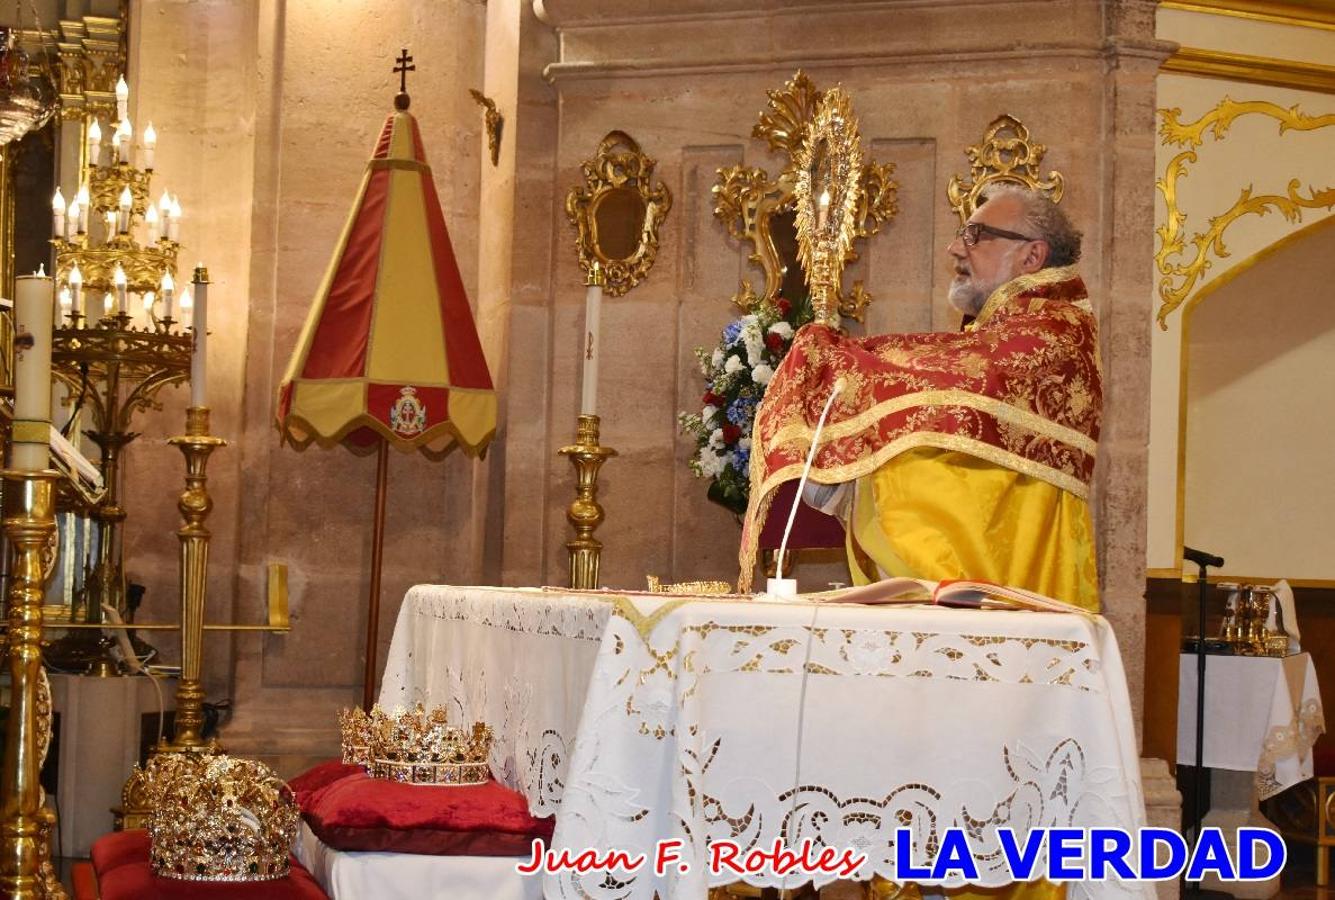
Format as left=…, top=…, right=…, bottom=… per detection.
left=956, top=222, right=1039, bottom=247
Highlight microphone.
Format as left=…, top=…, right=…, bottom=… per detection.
left=768, top=376, right=846, bottom=597
left=1183, top=546, right=1224, bottom=570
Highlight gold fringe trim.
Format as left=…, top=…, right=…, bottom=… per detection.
left=767, top=388, right=1096, bottom=456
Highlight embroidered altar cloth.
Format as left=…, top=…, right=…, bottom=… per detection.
left=1177, top=652, right=1325, bottom=799
left=380, top=585, right=1151, bottom=899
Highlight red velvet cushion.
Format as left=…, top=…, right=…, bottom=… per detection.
left=304, top=771, right=554, bottom=856
left=71, top=862, right=98, bottom=900
left=287, top=759, right=363, bottom=810
left=91, top=828, right=153, bottom=875
left=97, top=858, right=327, bottom=900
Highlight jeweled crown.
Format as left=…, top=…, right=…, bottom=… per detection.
left=147, top=753, right=299, bottom=881
left=363, top=703, right=492, bottom=786
left=338, top=706, right=372, bottom=766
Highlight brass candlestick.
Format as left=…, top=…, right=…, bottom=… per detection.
left=0, top=469, right=66, bottom=899
left=161, top=406, right=225, bottom=751
left=557, top=414, right=615, bottom=589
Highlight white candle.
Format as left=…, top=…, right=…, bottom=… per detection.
left=13, top=272, right=54, bottom=471
left=161, top=272, right=175, bottom=320
left=113, top=264, right=128, bottom=315
left=69, top=265, right=83, bottom=318
left=52, top=187, right=65, bottom=237
left=116, top=119, right=131, bottom=164
left=167, top=196, right=182, bottom=242
left=580, top=274, right=602, bottom=416
left=141, top=291, right=156, bottom=328
left=115, top=75, right=129, bottom=122
left=817, top=189, right=831, bottom=230
left=64, top=198, right=77, bottom=239
left=102, top=292, right=113, bottom=318
left=146, top=204, right=160, bottom=243
left=58, top=287, right=71, bottom=318
left=76, top=185, right=89, bottom=233
left=117, top=186, right=132, bottom=234
left=142, top=122, right=156, bottom=170
left=87, top=119, right=102, bottom=167
left=190, top=269, right=208, bottom=407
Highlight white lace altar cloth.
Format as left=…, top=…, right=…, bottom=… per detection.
left=379, top=585, right=1151, bottom=900
left=1177, top=652, right=1325, bottom=799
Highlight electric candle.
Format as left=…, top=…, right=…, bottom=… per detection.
left=117, top=186, right=132, bottom=233
left=69, top=265, right=84, bottom=317
left=52, top=187, right=65, bottom=237
left=113, top=264, right=128, bottom=315
left=168, top=196, right=182, bottom=242
left=115, top=75, right=129, bottom=121
left=161, top=271, right=175, bottom=320
left=142, top=122, right=156, bottom=170
left=146, top=204, right=160, bottom=243
left=13, top=271, right=54, bottom=471
left=76, top=185, right=89, bottom=233
left=178, top=287, right=192, bottom=329
left=87, top=119, right=102, bottom=166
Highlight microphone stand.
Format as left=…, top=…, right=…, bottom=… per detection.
left=1183, top=545, right=1225, bottom=897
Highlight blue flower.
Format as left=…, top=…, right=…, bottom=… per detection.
left=722, top=320, right=743, bottom=346
left=732, top=448, right=750, bottom=473
left=726, top=397, right=756, bottom=426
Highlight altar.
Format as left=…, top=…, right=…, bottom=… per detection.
left=378, top=584, right=1152, bottom=899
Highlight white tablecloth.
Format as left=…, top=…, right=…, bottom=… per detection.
left=380, top=585, right=1151, bottom=900
left=1177, top=652, right=1325, bottom=799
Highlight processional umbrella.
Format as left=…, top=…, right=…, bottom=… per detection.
left=276, top=54, right=496, bottom=709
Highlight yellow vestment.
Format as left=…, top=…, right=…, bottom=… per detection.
left=847, top=446, right=1100, bottom=611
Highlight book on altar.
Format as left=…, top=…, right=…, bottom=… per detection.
left=810, top=577, right=1088, bottom=614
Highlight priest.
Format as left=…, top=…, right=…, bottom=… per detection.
left=739, top=184, right=1101, bottom=612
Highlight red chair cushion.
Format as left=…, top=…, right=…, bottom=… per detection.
left=301, top=769, right=554, bottom=856
left=90, top=829, right=328, bottom=900
left=71, top=862, right=98, bottom=900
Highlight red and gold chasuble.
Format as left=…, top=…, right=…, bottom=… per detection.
left=738, top=266, right=1101, bottom=593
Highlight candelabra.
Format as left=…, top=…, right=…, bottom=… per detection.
left=557, top=414, right=615, bottom=589
left=45, top=76, right=195, bottom=673
left=0, top=470, right=66, bottom=899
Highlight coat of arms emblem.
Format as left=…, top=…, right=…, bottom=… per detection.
left=389, top=386, right=428, bottom=437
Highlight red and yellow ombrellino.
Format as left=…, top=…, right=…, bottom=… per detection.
left=277, top=106, right=495, bottom=455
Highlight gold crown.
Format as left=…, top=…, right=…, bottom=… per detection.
left=365, top=703, right=493, bottom=786
left=338, top=706, right=373, bottom=766
left=147, top=753, right=299, bottom=881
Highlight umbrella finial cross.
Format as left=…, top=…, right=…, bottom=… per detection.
left=394, top=48, right=415, bottom=94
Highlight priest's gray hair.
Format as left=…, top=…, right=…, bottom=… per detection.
left=978, top=183, right=1082, bottom=268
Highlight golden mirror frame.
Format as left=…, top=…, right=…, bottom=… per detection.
left=712, top=71, right=897, bottom=323
left=946, top=113, right=1064, bottom=222
left=565, top=130, right=672, bottom=297
left=794, top=86, right=864, bottom=326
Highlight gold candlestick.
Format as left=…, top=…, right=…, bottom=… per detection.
left=161, top=406, right=226, bottom=751
left=557, top=414, right=615, bottom=589
left=0, top=470, right=65, bottom=899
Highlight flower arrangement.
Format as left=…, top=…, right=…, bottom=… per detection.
left=679, top=293, right=815, bottom=514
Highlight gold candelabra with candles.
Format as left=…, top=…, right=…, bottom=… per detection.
left=558, top=263, right=615, bottom=589
left=45, top=75, right=196, bottom=673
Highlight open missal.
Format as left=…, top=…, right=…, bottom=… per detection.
left=811, top=577, right=1089, bottom=614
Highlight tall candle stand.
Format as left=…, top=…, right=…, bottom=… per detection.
left=0, top=469, right=66, bottom=899
left=557, top=414, right=615, bottom=589
left=160, top=405, right=225, bottom=751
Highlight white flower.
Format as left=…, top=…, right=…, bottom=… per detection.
left=711, top=348, right=724, bottom=368
left=741, top=320, right=765, bottom=366
left=752, top=363, right=774, bottom=386
left=708, top=428, right=724, bottom=450
left=702, top=404, right=718, bottom=421
left=768, top=321, right=793, bottom=340
left=698, top=448, right=726, bottom=478
left=739, top=437, right=751, bottom=451
left=724, top=355, right=744, bottom=374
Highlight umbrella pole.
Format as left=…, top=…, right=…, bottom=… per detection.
left=362, top=440, right=390, bottom=711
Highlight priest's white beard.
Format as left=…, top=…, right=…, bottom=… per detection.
left=948, top=245, right=1022, bottom=316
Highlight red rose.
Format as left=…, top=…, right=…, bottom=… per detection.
left=703, top=391, right=723, bottom=406
left=777, top=298, right=792, bottom=316
left=765, top=332, right=784, bottom=352
left=721, top=424, right=741, bottom=444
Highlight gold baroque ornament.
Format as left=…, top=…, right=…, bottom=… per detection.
left=565, top=130, right=672, bottom=297
left=712, top=71, right=897, bottom=322
left=946, top=114, right=1065, bottom=223
left=794, top=86, right=864, bottom=326
left=1155, top=98, right=1335, bottom=327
